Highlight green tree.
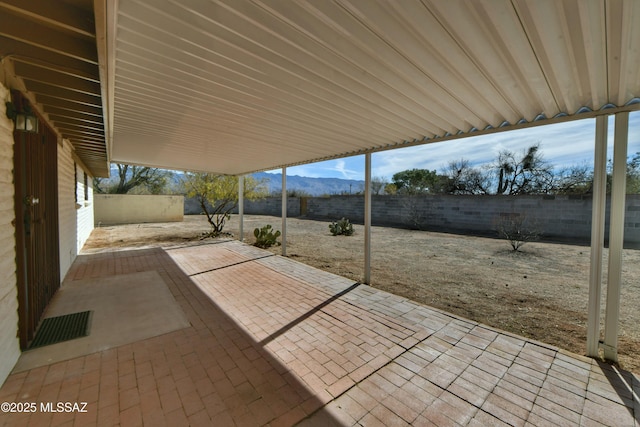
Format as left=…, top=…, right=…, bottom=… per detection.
left=606, top=152, right=640, bottom=194
left=627, top=152, right=640, bottom=194
left=384, top=183, right=397, bottom=195
left=391, top=169, right=439, bottom=194
left=182, top=173, right=267, bottom=236
left=94, top=164, right=171, bottom=194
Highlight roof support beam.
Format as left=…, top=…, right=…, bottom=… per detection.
left=0, top=39, right=99, bottom=79
left=0, top=0, right=95, bottom=37
left=16, top=62, right=101, bottom=94
left=21, top=76, right=100, bottom=98
left=35, top=95, right=103, bottom=115
left=58, top=127, right=105, bottom=139
left=94, top=0, right=116, bottom=169
left=48, top=113, right=104, bottom=127
left=586, top=114, right=608, bottom=357
left=0, top=13, right=97, bottom=63
left=26, top=81, right=102, bottom=107
left=51, top=116, right=104, bottom=130
left=44, top=106, right=103, bottom=120
left=602, top=112, right=629, bottom=362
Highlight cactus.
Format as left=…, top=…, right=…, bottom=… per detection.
left=253, top=225, right=281, bottom=248
left=329, top=218, right=354, bottom=236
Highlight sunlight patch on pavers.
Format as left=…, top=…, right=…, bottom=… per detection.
left=168, top=241, right=638, bottom=426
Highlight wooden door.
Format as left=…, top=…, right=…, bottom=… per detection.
left=12, top=91, right=60, bottom=349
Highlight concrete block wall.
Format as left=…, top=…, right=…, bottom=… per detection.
left=243, top=197, right=301, bottom=217
left=306, top=195, right=364, bottom=221
left=239, top=194, right=640, bottom=245
left=185, top=196, right=301, bottom=217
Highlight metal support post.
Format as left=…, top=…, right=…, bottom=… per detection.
left=364, top=153, right=372, bottom=285
left=282, top=167, right=287, bottom=256
left=603, top=112, right=629, bottom=362
left=586, top=115, right=608, bottom=357
left=238, top=175, right=244, bottom=242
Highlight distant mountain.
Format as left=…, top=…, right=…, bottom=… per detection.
left=252, top=172, right=364, bottom=196
left=102, top=165, right=363, bottom=196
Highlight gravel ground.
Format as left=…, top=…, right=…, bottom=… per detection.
left=84, top=214, right=639, bottom=373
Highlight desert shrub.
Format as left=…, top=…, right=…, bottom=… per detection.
left=183, top=173, right=267, bottom=237
left=329, top=218, right=354, bottom=236
left=403, top=195, right=426, bottom=230
left=494, top=213, right=540, bottom=251
left=253, top=225, right=281, bottom=248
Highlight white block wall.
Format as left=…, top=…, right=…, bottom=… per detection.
left=58, top=140, right=94, bottom=281
left=75, top=162, right=94, bottom=255
left=0, top=83, right=20, bottom=386
left=94, top=194, right=183, bottom=225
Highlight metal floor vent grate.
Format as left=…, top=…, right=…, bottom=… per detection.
left=29, top=311, right=92, bottom=349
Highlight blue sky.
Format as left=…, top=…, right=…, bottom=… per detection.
left=269, top=111, right=640, bottom=181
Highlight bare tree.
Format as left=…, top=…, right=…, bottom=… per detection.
left=371, top=176, right=387, bottom=195
left=554, top=163, right=593, bottom=194
left=494, top=144, right=554, bottom=195
left=94, top=164, right=170, bottom=194
left=443, top=159, right=491, bottom=195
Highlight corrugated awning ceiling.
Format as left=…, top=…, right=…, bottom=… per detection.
left=107, top=0, right=640, bottom=175
left=5, top=1, right=640, bottom=177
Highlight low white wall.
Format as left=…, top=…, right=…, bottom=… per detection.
left=0, top=83, right=20, bottom=386
left=94, top=194, right=184, bottom=225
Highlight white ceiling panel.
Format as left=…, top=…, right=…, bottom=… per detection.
left=100, top=0, right=640, bottom=175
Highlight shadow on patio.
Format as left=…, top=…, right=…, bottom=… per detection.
left=0, top=239, right=637, bottom=426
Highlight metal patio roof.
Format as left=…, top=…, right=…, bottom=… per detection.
left=3, top=0, right=640, bottom=177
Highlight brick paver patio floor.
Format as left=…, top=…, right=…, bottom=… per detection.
left=0, top=240, right=637, bottom=426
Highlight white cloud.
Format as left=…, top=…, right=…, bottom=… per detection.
left=329, top=159, right=361, bottom=179
left=271, top=112, right=640, bottom=180
left=373, top=118, right=603, bottom=177
left=274, top=157, right=363, bottom=180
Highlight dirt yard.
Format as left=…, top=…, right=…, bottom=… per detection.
left=84, top=214, right=640, bottom=374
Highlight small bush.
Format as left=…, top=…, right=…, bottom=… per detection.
left=403, top=195, right=426, bottom=230
left=253, top=225, right=281, bottom=248
left=329, top=218, right=354, bottom=236
left=495, top=213, right=540, bottom=251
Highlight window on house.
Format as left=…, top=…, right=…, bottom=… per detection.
left=74, top=162, right=78, bottom=204
left=84, top=172, right=89, bottom=201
